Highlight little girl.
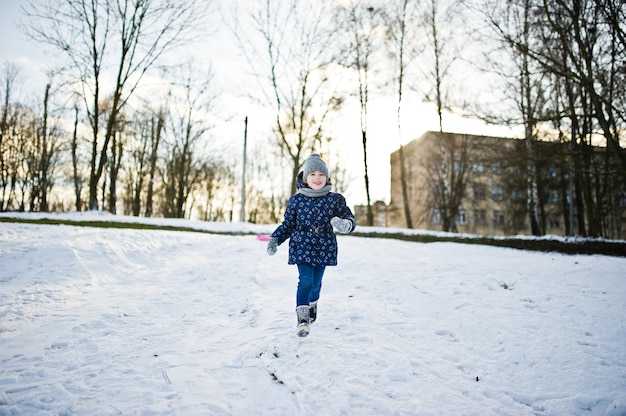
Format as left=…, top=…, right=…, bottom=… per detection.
left=267, top=154, right=356, bottom=337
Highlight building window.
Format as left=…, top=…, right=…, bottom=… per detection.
left=472, top=161, right=484, bottom=174
left=456, top=209, right=467, bottom=225
left=547, top=164, right=558, bottom=179
left=453, top=158, right=463, bottom=173
left=493, top=210, right=505, bottom=227
left=474, top=209, right=486, bottom=226
left=511, top=188, right=524, bottom=201
left=432, top=209, right=442, bottom=224
left=510, top=166, right=523, bottom=176
left=548, top=190, right=559, bottom=205
left=473, top=184, right=486, bottom=200
left=492, top=185, right=504, bottom=201
left=492, top=161, right=503, bottom=175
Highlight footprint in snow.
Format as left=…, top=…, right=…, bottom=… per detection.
left=436, top=330, right=459, bottom=342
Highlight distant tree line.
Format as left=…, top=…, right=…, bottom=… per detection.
left=430, top=0, right=626, bottom=238
left=0, top=0, right=623, bottom=238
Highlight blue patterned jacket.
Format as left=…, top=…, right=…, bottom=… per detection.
left=270, top=175, right=356, bottom=266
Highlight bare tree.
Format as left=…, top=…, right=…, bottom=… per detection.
left=0, top=67, right=63, bottom=213
left=122, top=102, right=165, bottom=217
left=0, top=62, right=21, bottom=211
left=160, top=63, right=216, bottom=219
left=426, top=133, right=472, bottom=232
left=107, top=126, right=124, bottom=213
left=144, top=106, right=164, bottom=218
left=519, top=0, right=545, bottom=236
left=335, top=1, right=383, bottom=226
left=384, top=0, right=418, bottom=228
left=473, top=0, right=625, bottom=238
left=234, top=0, right=343, bottom=196
left=34, top=82, right=62, bottom=212
left=420, top=0, right=471, bottom=232
left=200, top=160, right=237, bottom=222
left=70, top=103, right=84, bottom=211
left=20, top=0, right=215, bottom=211
left=538, top=0, right=625, bottom=238
left=469, top=0, right=550, bottom=235
left=39, top=84, right=51, bottom=212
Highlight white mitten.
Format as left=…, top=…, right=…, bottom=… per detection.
left=330, top=217, right=352, bottom=234
left=267, top=237, right=278, bottom=255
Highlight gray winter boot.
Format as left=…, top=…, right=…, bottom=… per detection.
left=296, top=305, right=310, bottom=337
left=309, top=300, right=318, bottom=324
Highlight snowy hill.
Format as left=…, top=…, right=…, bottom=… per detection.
left=3, top=211, right=625, bottom=257
left=1, top=213, right=625, bottom=415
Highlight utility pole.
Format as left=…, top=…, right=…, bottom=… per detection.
left=240, top=116, right=248, bottom=222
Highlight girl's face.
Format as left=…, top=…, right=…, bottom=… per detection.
left=306, top=171, right=327, bottom=190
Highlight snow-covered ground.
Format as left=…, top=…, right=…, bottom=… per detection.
left=1, top=212, right=625, bottom=415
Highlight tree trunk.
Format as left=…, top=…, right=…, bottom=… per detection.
left=39, top=83, right=50, bottom=212
left=398, top=144, right=413, bottom=229
left=362, top=129, right=373, bottom=226
left=71, top=106, right=82, bottom=211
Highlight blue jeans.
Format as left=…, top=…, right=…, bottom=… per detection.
left=296, top=264, right=325, bottom=306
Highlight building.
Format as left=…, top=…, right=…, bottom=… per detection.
left=389, top=131, right=626, bottom=238
left=354, top=200, right=390, bottom=227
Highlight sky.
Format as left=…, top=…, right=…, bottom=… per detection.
left=0, top=211, right=625, bottom=415
left=0, top=1, right=50, bottom=79
left=0, top=0, right=519, bottom=206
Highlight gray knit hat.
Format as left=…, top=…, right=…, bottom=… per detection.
left=302, top=154, right=329, bottom=178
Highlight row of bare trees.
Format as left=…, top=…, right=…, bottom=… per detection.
left=1, top=0, right=623, bottom=237
left=466, top=0, right=626, bottom=237
left=232, top=0, right=462, bottom=227
left=379, top=0, right=624, bottom=238
left=0, top=66, right=62, bottom=212
left=0, top=60, right=241, bottom=220
left=382, top=0, right=625, bottom=237
left=0, top=0, right=265, bottom=220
